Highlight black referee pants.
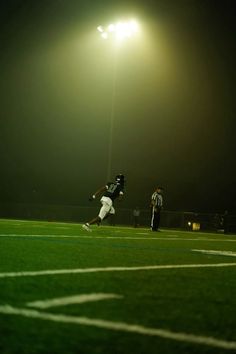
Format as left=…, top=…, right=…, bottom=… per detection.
left=151, top=207, right=161, bottom=231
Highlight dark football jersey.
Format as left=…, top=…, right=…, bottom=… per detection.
left=104, top=182, right=124, bottom=201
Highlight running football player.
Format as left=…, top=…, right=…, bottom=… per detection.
left=82, top=174, right=125, bottom=232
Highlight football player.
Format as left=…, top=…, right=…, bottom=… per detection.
left=82, top=174, right=125, bottom=232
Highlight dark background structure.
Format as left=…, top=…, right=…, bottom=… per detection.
left=0, top=0, right=235, bottom=214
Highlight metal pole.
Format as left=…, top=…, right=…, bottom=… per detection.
left=106, top=46, right=118, bottom=181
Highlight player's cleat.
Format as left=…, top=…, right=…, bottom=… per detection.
left=82, top=223, right=92, bottom=232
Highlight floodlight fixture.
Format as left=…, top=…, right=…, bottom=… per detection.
left=97, top=25, right=104, bottom=33
left=97, top=20, right=139, bottom=40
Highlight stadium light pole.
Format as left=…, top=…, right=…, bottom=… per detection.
left=97, top=20, right=139, bottom=181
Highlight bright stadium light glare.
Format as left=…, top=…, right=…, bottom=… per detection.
left=129, top=20, right=139, bottom=32
left=108, top=24, right=115, bottom=32
left=115, top=22, right=131, bottom=39
left=97, top=25, right=104, bottom=33
left=101, top=32, right=108, bottom=39
left=97, top=19, right=140, bottom=41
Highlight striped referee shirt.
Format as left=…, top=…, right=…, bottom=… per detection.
left=151, top=192, right=163, bottom=209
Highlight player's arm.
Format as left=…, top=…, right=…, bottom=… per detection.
left=117, top=190, right=124, bottom=201
left=89, top=186, right=107, bottom=201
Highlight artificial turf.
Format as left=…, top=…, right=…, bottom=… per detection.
left=0, top=219, right=236, bottom=354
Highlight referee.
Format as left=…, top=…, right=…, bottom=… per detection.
left=150, top=186, right=163, bottom=232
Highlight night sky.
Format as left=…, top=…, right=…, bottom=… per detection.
left=0, top=0, right=235, bottom=213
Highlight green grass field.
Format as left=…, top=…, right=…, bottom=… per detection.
left=0, top=218, right=236, bottom=354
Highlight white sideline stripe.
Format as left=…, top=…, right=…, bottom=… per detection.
left=193, top=250, right=236, bottom=257
left=1, top=263, right=236, bottom=279
left=1, top=233, right=236, bottom=242
left=0, top=233, right=179, bottom=240
left=0, top=306, right=236, bottom=350
left=27, top=293, right=123, bottom=309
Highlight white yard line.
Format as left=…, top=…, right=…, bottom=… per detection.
left=1, top=233, right=236, bottom=242
left=1, top=263, right=236, bottom=279
left=0, top=233, right=179, bottom=240
left=0, top=305, right=235, bottom=350
left=27, top=293, right=123, bottom=309
left=193, top=250, right=236, bottom=257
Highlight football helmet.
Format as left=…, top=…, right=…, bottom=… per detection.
left=115, top=174, right=125, bottom=184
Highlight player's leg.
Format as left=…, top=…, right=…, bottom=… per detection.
left=107, top=206, right=115, bottom=226
left=98, top=200, right=112, bottom=222
left=83, top=198, right=111, bottom=231
left=156, top=211, right=161, bottom=231
left=151, top=207, right=157, bottom=231
left=83, top=214, right=103, bottom=231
